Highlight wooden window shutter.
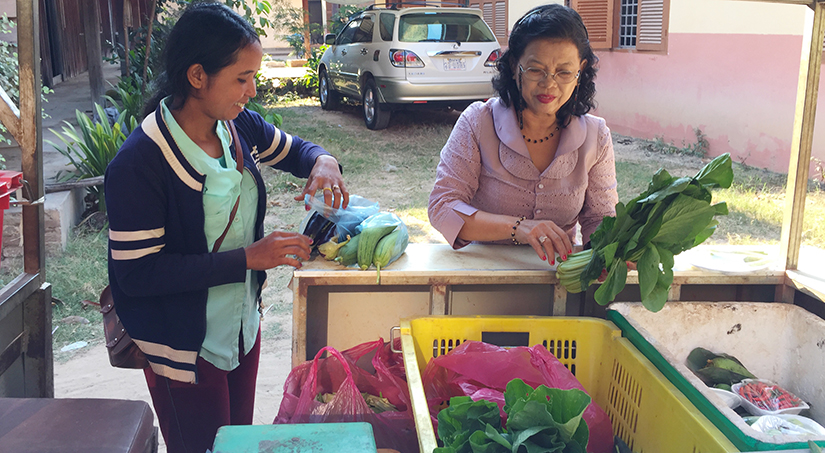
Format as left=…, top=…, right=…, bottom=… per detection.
left=494, top=1, right=507, bottom=39
left=482, top=2, right=493, bottom=28
left=571, top=0, right=614, bottom=50
left=636, top=0, right=669, bottom=52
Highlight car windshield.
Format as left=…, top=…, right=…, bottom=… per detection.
left=398, top=13, right=496, bottom=43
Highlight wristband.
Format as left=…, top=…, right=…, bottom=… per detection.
left=511, top=216, right=525, bottom=245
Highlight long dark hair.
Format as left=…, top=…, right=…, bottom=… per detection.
left=491, top=4, right=598, bottom=128
left=142, top=2, right=260, bottom=118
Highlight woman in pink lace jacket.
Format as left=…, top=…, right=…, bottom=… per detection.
left=428, top=4, right=618, bottom=265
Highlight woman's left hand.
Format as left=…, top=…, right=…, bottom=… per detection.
left=295, top=155, right=349, bottom=209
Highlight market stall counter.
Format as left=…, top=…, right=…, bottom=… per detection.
left=290, top=243, right=796, bottom=366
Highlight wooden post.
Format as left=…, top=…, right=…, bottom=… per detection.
left=780, top=2, right=825, bottom=271
left=430, top=284, right=449, bottom=315
left=17, top=0, right=46, bottom=276
left=0, top=0, right=50, bottom=397
left=23, top=284, right=53, bottom=397
left=82, top=0, right=105, bottom=110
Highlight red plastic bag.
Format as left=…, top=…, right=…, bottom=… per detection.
left=274, top=339, right=418, bottom=453
left=422, top=341, right=613, bottom=453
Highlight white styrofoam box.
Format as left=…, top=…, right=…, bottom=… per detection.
left=609, top=301, right=825, bottom=446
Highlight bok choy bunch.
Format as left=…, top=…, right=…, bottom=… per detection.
left=557, top=153, right=734, bottom=312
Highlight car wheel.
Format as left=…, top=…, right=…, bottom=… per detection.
left=362, top=79, right=391, bottom=130
left=319, top=69, right=340, bottom=111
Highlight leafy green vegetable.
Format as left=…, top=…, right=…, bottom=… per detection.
left=434, top=379, right=591, bottom=453
left=556, top=153, right=733, bottom=312
left=435, top=396, right=502, bottom=453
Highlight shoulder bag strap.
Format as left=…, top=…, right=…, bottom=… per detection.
left=212, top=120, right=245, bottom=253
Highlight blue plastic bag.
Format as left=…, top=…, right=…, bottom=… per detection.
left=302, top=194, right=380, bottom=241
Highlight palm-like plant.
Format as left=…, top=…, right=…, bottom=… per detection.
left=105, top=76, right=145, bottom=131
left=48, top=103, right=137, bottom=213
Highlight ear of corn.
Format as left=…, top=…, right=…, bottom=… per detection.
left=357, top=225, right=397, bottom=270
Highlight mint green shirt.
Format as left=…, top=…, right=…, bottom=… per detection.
left=161, top=99, right=260, bottom=371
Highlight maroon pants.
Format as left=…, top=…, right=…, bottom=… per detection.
left=143, top=330, right=261, bottom=453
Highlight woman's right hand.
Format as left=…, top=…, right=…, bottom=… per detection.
left=244, top=231, right=312, bottom=270
left=515, top=219, right=573, bottom=265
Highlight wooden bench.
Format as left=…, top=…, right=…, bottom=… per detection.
left=0, top=397, right=157, bottom=453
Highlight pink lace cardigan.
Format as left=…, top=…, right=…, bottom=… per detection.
left=428, top=98, right=618, bottom=248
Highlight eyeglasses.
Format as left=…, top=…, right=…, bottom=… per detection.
left=519, top=64, right=580, bottom=84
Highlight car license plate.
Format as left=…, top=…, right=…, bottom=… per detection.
left=443, top=58, right=466, bottom=71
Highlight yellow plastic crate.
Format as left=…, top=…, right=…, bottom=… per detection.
left=399, top=316, right=739, bottom=453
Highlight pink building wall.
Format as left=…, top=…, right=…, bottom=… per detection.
left=592, top=32, right=825, bottom=175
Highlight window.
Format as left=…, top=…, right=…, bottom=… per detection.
left=398, top=13, right=496, bottom=43
left=337, top=19, right=360, bottom=45
left=379, top=13, right=395, bottom=41
left=618, top=0, right=637, bottom=48
left=571, top=0, right=669, bottom=52
left=353, top=15, right=374, bottom=43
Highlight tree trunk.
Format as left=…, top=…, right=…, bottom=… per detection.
left=141, top=0, right=157, bottom=91
left=302, top=0, right=310, bottom=58
left=81, top=0, right=105, bottom=111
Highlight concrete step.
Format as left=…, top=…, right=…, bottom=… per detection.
left=2, top=188, right=86, bottom=258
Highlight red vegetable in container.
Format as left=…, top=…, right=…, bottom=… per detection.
left=736, top=380, right=804, bottom=412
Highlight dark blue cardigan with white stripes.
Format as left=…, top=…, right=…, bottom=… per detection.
left=105, top=107, right=328, bottom=383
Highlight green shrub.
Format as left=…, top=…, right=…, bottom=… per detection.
left=105, top=75, right=145, bottom=129
left=644, top=127, right=708, bottom=158
left=48, top=104, right=137, bottom=213
left=329, top=5, right=362, bottom=36
left=299, top=44, right=329, bottom=92
left=246, top=99, right=283, bottom=128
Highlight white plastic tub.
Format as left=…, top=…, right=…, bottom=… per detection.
left=608, top=301, right=825, bottom=449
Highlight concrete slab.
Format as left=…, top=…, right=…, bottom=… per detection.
left=2, top=187, right=85, bottom=257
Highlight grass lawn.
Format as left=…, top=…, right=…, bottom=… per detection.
left=4, top=97, right=823, bottom=354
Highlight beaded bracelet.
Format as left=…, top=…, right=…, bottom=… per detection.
left=511, top=216, right=525, bottom=245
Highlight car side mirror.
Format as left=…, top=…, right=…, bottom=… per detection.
left=325, top=33, right=336, bottom=45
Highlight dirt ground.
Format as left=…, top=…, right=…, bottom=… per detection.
left=52, top=104, right=708, bottom=453
left=54, top=284, right=295, bottom=452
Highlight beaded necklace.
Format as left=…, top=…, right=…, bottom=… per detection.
left=522, top=125, right=560, bottom=144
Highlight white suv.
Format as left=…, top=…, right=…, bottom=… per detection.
left=318, top=4, right=501, bottom=130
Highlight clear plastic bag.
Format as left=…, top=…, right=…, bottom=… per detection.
left=302, top=194, right=380, bottom=241
left=356, top=212, right=409, bottom=269
left=745, top=414, right=825, bottom=437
